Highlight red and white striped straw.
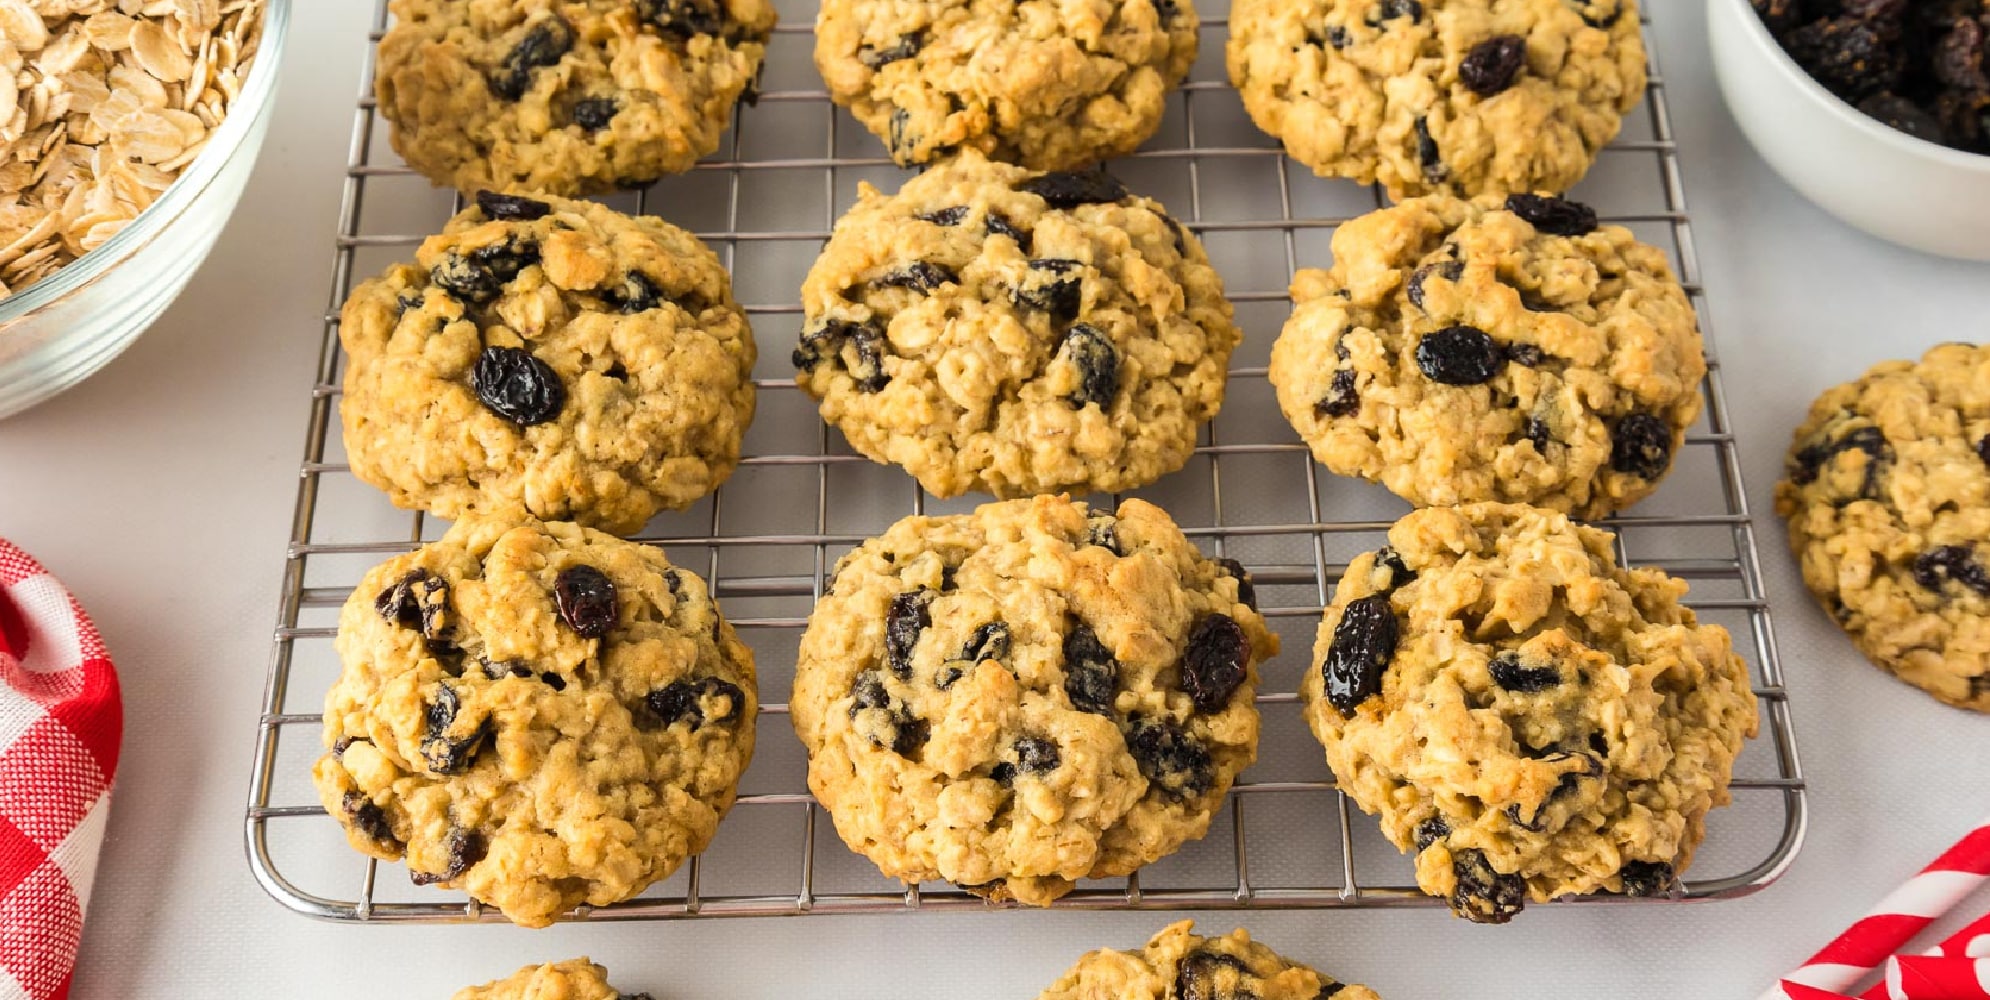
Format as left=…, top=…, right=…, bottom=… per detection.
left=1860, top=911, right=1990, bottom=999
left=1878, top=956, right=1990, bottom=1000
left=1762, top=817, right=1990, bottom=1000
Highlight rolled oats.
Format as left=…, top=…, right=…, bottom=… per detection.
left=0, top=0, right=264, bottom=300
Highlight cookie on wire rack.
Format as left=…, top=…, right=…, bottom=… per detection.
left=1225, top=0, right=1646, bottom=199
left=1268, top=191, right=1706, bottom=519
left=793, top=150, right=1240, bottom=499
left=339, top=190, right=756, bottom=537
left=453, top=959, right=650, bottom=1000
left=1775, top=343, right=1990, bottom=712
left=1038, top=921, right=1383, bottom=999
left=312, top=514, right=757, bottom=928
left=377, top=0, right=775, bottom=195
left=790, top=495, right=1273, bottom=905
left=1299, top=502, right=1758, bottom=923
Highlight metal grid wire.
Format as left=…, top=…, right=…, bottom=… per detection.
left=246, top=0, right=1808, bottom=922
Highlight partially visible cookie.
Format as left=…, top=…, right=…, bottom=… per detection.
left=1037, top=921, right=1383, bottom=1000
left=1268, top=192, right=1705, bottom=519
left=340, top=191, right=756, bottom=536
left=794, top=151, right=1239, bottom=498
left=1226, top=0, right=1646, bottom=199
left=1775, top=343, right=1990, bottom=711
left=1300, top=503, right=1758, bottom=923
left=815, top=0, right=1196, bottom=169
left=378, top=0, right=774, bottom=195
left=790, top=496, right=1273, bottom=904
left=454, top=959, right=649, bottom=1000
left=313, top=515, right=757, bottom=927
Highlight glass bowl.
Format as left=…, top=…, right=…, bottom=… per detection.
left=0, top=0, right=293, bottom=419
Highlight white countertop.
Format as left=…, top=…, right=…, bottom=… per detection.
left=6, top=2, right=1989, bottom=996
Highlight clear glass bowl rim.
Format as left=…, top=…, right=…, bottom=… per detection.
left=0, top=0, right=295, bottom=320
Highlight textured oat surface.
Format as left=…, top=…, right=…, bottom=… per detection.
left=1775, top=343, right=1990, bottom=712
left=1225, top=0, right=1645, bottom=199
left=377, top=0, right=773, bottom=195
left=312, top=515, right=757, bottom=928
left=1036, top=920, right=1382, bottom=1000
left=452, top=959, right=636, bottom=1000
left=1268, top=192, right=1704, bottom=519
left=793, top=151, right=1239, bottom=499
left=340, top=192, right=755, bottom=536
left=1300, top=502, right=1758, bottom=922
left=814, top=0, right=1195, bottom=169
left=790, top=496, right=1274, bottom=905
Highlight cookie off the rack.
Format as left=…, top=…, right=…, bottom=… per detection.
left=312, top=514, right=757, bottom=928
left=453, top=959, right=650, bottom=1000
left=789, top=495, right=1273, bottom=905
left=1268, top=192, right=1706, bottom=519
left=1038, top=921, right=1382, bottom=999
left=1776, top=343, right=1990, bottom=711
left=793, top=151, right=1240, bottom=498
left=1301, top=502, right=1759, bottom=923
left=339, top=191, right=756, bottom=536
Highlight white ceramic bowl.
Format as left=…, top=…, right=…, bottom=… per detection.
left=1708, top=0, right=1990, bottom=261
left=0, top=0, right=291, bottom=419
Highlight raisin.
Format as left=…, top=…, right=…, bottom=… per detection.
left=1174, top=951, right=1252, bottom=1000
left=1489, top=652, right=1561, bottom=692
left=1460, top=35, right=1529, bottom=96
left=554, top=565, right=618, bottom=639
left=431, top=240, right=539, bottom=305
left=1610, top=412, right=1673, bottom=479
left=1371, top=0, right=1423, bottom=24
left=919, top=206, right=968, bottom=226
left=473, top=346, right=566, bottom=426
left=1060, top=324, right=1119, bottom=410
left=639, top=0, right=725, bottom=39
left=420, top=683, right=488, bottom=775
left=1507, top=343, right=1545, bottom=367
left=1523, top=417, right=1552, bottom=452
left=1413, top=815, right=1449, bottom=852
left=1790, top=424, right=1889, bottom=489
left=960, top=622, right=1011, bottom=663
left=793, top=319, right=857, bottom=373
left=847, top=323, right=889, bottom=392
left=849, top=671, right=927, bottom=755
left=984, top=211, right=1031, bottom=251
left=375, top=569, right=452, bottom=641
left=474, top=191, right=552, bottom=221
left=1318, top=986, right=1348, bottom=999
left=1063, top=623, right=1119, bottom=715
left=887, top=107, right=916, bottom=158
left=1787, top=17, right=1903, bottom=101
left=875, top=261, right=956, bottom=292
left=1018, top=170, right=1129, bottom=208
left=1315, top=368, right=1361, bottom=419
left=1451, top=848, right=1527, bottom=924
left=1416, top=325, right=1503, bottom=385
left=1570, top=0, right=1624, bottom=28
left=1322, top=594, right=1397, bottom=717
left=1309, top=24, right=1352, bottom=48
left=1616, top=859, right=1675, bottom=897
left=1086, top=511, right=1121, bottom=554
left=1182, top=614, right=1250, bottom=713
left=342, top=792, right=399, bottom=848
left=1979, top=434, right=1990, bottom=467
left=1126, top=717, right=1213, bottom=800
left=1413, top=116, right=1447, bottom=185
left=1934, top=16, right=1988, bottom=91
left=1216, top=557, right=1258, bottom=610
left=1160, top=213, right=1189, bottom=256
left=859, top=31, right=924, bottom=68
left=886, top=589, right=936, bottom=677
left=1373, top=547, right=1416, bottom=588
left=411, top=827, right=487, bottom=886
left=1505, top=193, right=1599, bottom=236
left=1013, top=258, right=1083, bottom=322
left=1914, top=545, right=1990, bottom=595
left=572, top=97, right=618, bottom=131
left=648, top=676, right=746, bottom=729
left=605, top=271, right=665, bottom=314
left=488, top=18, right=573, bottom=101
left=1859, top=92, right=1946, bottom=142
left=1406, top=258, right=1463, bottom=310
left=1014, top=735, right=1061, bottom=773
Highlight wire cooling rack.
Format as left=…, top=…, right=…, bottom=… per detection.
left=245, top=0, right=1808, bottom=923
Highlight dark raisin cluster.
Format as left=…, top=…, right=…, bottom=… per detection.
left=1755, top=0, right=1990, bottom=154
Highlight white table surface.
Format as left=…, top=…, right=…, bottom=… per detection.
left=5, top=2, right=1989, bottom=996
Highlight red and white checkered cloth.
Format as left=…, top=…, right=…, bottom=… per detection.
left=0, top=541, right=121, bottom=1000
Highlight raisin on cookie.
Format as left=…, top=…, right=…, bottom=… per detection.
left=1301, top=503, right=1758, bottom=923
left=1775, top=343, right=1990, bottom=711
left=790, top=496, right=1274, bottom=905
left=794, top=151, right=1239, bottom=498
left=340, top=191, right=755, bottom=536
left=1268, top=192, right=1705, bottom=519
left=377, top=0, right=774, bottom=195
left=453, top=959, right=651, bottom=1000
left=815, top=0, right=1196, bottom=169
left=313, top=514, right=757, bottom=928
left=1038, top=921, right=1383, bottom=1000
left=1226, top=0, right=1646, bottom=199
